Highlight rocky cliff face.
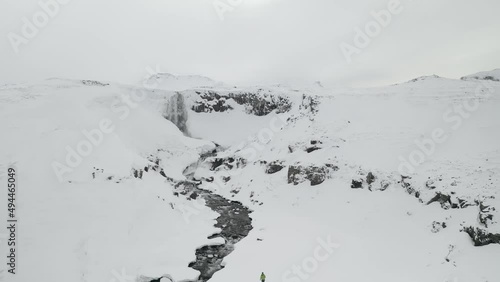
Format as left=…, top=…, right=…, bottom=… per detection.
left=191, top=90, right=292, bottom=116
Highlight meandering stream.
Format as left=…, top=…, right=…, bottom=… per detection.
left=179, top=152, right=253, bottom=282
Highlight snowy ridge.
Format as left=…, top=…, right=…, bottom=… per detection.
left=461, top=69, right=500, bottom=82
left=143, top=73, right=226, bottom=91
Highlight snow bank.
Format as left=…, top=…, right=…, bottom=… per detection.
left=0, top=80, right=218, bottom=282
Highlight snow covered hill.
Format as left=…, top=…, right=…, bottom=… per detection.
left=142, top=73, right=226, bottom=91
left=461, top=69, right=500, bottom=82
left=0, top=71, right=499, bottom=282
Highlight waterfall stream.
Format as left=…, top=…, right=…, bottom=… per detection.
left=180, top=152, right=253, bottom=281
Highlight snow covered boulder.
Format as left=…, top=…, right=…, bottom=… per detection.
left=351, top=179, right=363, bottom=189
left=463, top=227, right=500, bottom=246
left=209, top=156, right=247, bottom=171
left=349, top=171, right=385, bottom=191
left=265, top=161, right=285, bottom=174
left=431, top=221, right=447, bottom=233
left=287, top=164, right=339, bottom=186
left=479, top=202, right=495, bottom=227
left=191, top=91, right=234, bottom=113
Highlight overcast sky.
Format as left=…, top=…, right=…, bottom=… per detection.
left=1, top=0, right=500, bottom=87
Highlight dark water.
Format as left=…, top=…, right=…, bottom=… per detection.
left=176, top=178, right=253, bottom=282
left=176, top=149, right=253, bottom=281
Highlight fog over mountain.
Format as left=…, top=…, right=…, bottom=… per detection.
left=1, top=0, right=500, bottom=87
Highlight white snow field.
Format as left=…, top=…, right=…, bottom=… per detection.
left=0, top=70, right=499, bottom=282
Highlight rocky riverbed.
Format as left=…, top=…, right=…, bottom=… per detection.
left=177, top=152, right=254, bottom=282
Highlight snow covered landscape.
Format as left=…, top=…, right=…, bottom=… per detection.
left=0, top=69, right=499, bottom=282
left=2, top=0, right=500, bottom=281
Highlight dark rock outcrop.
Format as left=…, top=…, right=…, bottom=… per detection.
left=210, top=157, right=246, bottom=171
left=81, top=80, right=109, bottom=86
left=463, top=227, right=500, bottom=246
left=192, top=90, right=292, bottom=116
left=287, top=94, right=320, bottom=123
left=265, top=161, right=285, bottom=174
left=461, top=75, right=500, bottom=82
left=400, top=176, right=421, bottom=199
left=305, top=140, right=323, bottom=153
left=299, top=94, right=319, bottom=115
left=230, top=92, right=291, bottom=116
left=366, top=172, right=376, bottom=185
left=425, top=193, right=476, bottom=210
left=306, top=146, right=321, bottom=153
left=191, top=92, right=233, bottom=113
left=132, top=168, right=144, bottom=179
left=457, top=198, right=473, bottom=209
left=287, top=164, right=339, bottom=186
left=427, top=192, right=452, bottom=209
left=479, top=202, right=495, bottom=228
left=351, top=179, right=363, bottom=189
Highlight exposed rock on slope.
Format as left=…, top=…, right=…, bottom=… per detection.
left=287, top=164, right=339, bottom=186
left=265, top=161, right=285, bottom=174
left=461, top=69, right=500, bottom=82
left=463, top=227, right=500, bottom=246
left=81, top=79, right=110, bottom=86
left=191, top=90, right=292, bottom=116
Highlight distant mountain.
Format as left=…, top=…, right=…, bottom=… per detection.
left=406, top=74, right=442, bottom=83
left=142, top=73, right=225, bottom=91
left=461, top=69, right=500, bottom=82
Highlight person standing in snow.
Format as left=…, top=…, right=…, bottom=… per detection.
left=260, top=272, right=266, bottom=282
